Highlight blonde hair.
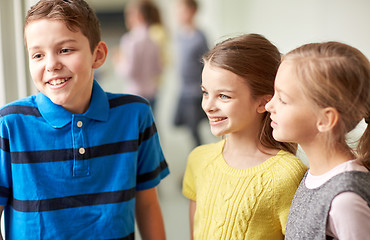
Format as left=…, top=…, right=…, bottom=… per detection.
left=203, top=33, right=297, bottom=154
left=284, top=42, right=370, bottom=169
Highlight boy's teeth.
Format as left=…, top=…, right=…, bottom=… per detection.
left=50, top=78, right=67, bottom=86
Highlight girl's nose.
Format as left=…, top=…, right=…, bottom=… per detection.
left=265, top=96, right=274, bottom=113
left=202, top=96, right=215, bottom=113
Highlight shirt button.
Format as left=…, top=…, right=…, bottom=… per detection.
left=79, top=147, right=85, bottom=155
left=77, top=121, right=83, bottom=128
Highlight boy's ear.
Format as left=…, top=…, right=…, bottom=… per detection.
left=92, top=41, right=108, bottom=69
left=316, top=107, right=338, bottom=132
left=256, top=95, right=272, bottom=113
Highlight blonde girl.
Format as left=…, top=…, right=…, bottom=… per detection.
left=182, top=34, right=307, bottom=239
left=266, top=41, right=370, bottom=239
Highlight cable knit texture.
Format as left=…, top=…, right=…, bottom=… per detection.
left=183, top=139, right=308, bottom=240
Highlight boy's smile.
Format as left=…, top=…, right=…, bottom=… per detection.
left=48, top=77, right=70, bottom=87
left=25, top=19, right=99, bottom=114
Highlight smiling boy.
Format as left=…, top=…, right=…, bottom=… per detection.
left=0, top=0, right=169, bottom=239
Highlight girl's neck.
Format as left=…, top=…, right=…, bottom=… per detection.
left=301, top=141, right=354, bottom=175
left=222, top=134, right=278, bottom=169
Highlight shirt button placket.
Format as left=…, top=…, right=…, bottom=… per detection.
left=77, top=121, right=83, bottom=128
left=77, top=121, right=85, bottom=155
left=73, top=118, right=89, bottom=177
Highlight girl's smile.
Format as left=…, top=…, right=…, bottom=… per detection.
left=208, top=116, right=228, bottom=125
left=201, top=62, right=265, bottom=137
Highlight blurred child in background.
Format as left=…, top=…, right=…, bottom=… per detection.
left=173, top=0, right=209, bottom=147
left=115, top=0, right=163, bottom=113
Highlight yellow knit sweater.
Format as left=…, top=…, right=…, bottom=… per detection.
left=183, top=139, right=307, bottom=240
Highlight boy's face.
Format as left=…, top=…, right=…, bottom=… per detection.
left=25, top=19, right=99, bottom=114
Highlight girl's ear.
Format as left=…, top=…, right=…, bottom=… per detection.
left=92, top=41, right=108, bottom=69
left=257, top=95, right=272, bottom=113
left=316, top=107, right=339, bottom=132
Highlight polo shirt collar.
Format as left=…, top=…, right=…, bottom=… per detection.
left=36, top=80, right=109, bottom=128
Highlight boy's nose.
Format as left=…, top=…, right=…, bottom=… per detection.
left=46, top=55, right=62, bottom=72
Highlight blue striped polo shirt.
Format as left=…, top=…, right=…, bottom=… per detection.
left=0, top=80, right=169, bottom=239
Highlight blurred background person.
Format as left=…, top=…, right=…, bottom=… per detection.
left=173, top=0, right=209, bottom=147
left=147, top=1, right=170, bottom=79
left=114, top=0, right=163, bottom=113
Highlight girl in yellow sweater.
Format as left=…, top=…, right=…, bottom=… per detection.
left=182, top=34, right=308, bottom=239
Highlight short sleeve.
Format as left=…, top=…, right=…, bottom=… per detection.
left=136, top=106, right=169, bottom=191
left=0, top=118, right=11, bottom=206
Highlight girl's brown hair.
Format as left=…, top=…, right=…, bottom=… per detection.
left=203, top=33, right=298, bottom=154
left=284, top=42, right=370, bottom=169
left=25, top=0, right=101, bottom=53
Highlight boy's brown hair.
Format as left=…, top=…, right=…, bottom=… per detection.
left=25, top=0, right=101, bottom=53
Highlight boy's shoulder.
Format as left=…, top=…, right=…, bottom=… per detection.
left=105, top=92, right=156, bottom=127
left=106, top=92, right=150, bottom=109
left=0, top=95, right=39, bottom=118
left=105, top=92, right=153, bottom=118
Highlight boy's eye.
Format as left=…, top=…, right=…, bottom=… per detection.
left=60, top=48, right=72, bottom=53
left=32, top=53, right=42, bottom=59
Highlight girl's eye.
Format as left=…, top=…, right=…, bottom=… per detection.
left=202, top=90, right=208, bottom=96
left=278, top=97, right=287, bottom=104
left=220, top=94, right=230, bottom=100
